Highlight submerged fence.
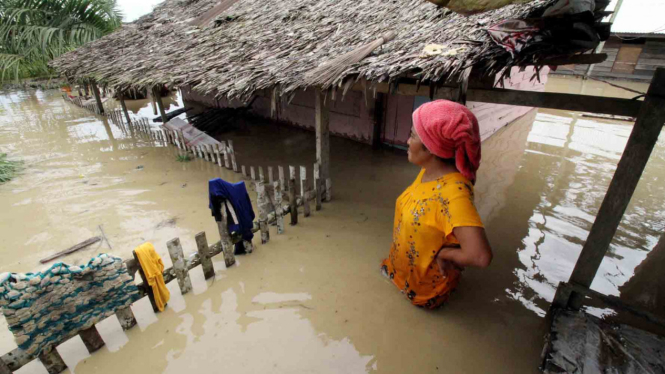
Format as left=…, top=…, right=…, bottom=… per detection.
left=0, top=94, right=335, bottom=373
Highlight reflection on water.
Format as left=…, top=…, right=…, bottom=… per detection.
left=498, top=105, right=664, bottom=316
left=0, top=76, right=663, bottom=373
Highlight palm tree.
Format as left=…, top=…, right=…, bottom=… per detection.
left=0, top=0, right=122, bottom=81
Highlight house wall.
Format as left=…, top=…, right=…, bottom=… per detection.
left=551, top=36, right=665, bottom=81
left=181, top=66, right=548, bottom=145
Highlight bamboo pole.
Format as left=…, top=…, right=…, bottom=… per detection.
left=167, top=238, right=193, bottom=295
left=195, top=232, right=215, bottom=279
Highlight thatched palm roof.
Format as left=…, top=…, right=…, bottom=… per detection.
left=51, top=0, right=558, bottom=101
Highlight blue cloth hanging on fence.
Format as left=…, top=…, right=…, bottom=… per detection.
left=209, top=178, right=255, bottom=254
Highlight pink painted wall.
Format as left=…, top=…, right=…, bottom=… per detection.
left=181, top=66, right=549, bottom=145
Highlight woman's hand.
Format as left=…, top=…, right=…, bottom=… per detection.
left=436, top=227, right=493, bottom=269
left=436, top=248, right=465, bottom=275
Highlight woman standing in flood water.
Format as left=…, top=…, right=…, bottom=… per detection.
left=381, top=100, right=492, bottom=309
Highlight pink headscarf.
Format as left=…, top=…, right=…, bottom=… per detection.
left=412, top=100, right=481, bottom=182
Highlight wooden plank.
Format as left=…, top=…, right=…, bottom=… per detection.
left=195, top=232, right=215, bottom=279
left=314, top=163, right=322, bottom=211
left=167, top=238, right=193, bottom=295
left=216, top=204, right=236, bottom=267
left=78, top=325, right=105, bottom=353
left=300, top=166, right=310, bottom=217
left=256, top=182, right=269, bottom=244
left=227, top=140, right=237, bottom=172
left=0, top=358, right=10, bottom=374
left=466, top=88, right=643, bottom=117
left=39, top=236, right=101, bottom=264
left=568, top=68, right=665, bottom=308
left=315, top=89, right=330, bottom=191
left=38, top=348, right=66, bottom=374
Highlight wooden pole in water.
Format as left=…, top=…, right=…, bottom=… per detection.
left=315, top=89, right=330, bottom=201
left=228, top=140, right=237, bottom=172
left=274, top=181, right=284, bottom=234
left=119, top=94, right=132, bottom=126
left=79, top=325, right=105, bottom=353
left=216, top=205, right=236, bottom=267
left=91, top=81, right=104, bottom=115
left=38, top=348, right=67, bottom=374
left=132, top=250, right=159, bottom=312
left=250, top=166, right=256, bottom=181
left=115, top=307, right=137, bottom=330
left=256, top=182, right=270, bottom=244
left=300, top=166, right=310, bottom=217
left=241, top=165, right=247, bottom=177
left=259, top=167, right=265, bottom=183
left=268, top=167, right=274, bottom=184
left=152, top=86, right=168, bottom=124
left=314, top=163, right=322, bottom=211
left=167, top=238, right=193, bottom=295
left=221, top=141, right=230, bottom=169
left=215, top=144, right=222, bottom=167
left=289, top=166, right=298, bottom=225
left=278, top=166, right=286, bottom=194
left=195, top=232, right=215, bottom=279
left=561, top=68, right=665, bottom=310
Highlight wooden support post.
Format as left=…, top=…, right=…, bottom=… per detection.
left=241, top=165, right=247, bottom=177
left=79, top=325, right=105, bottom=353
left=289, top=166, right=298, bottom=226
left=90, top=81, right=104, bottom=115
left=274, top=181, right=284, bottom=234
left=372, top=92, right=385, bottom=149
left=216, top=205, right=236, bottom=267
left=250, top=166, right=256, bottom=181
left=243, top=240, right=254, bottom=253
left=221, top=141, right=230, bottom=168
left=315, top=89, right=331, bottom=201
left=115, top=306, right=137, bottom=330
left=256, top=182, right=270, bottom=244
left=197, top=146, right=204, bottom=159
left=228, top=140, right=237, bottom=172
left=152, top=86, right=168, bottom=124
left=278, top=166, right=286, bottom=193
left=38, top=348, right=67, bottom=374
left=167, top=238, right=193, bottom=295
left=215, top=144, right=222, bottom=167
left=132, top=250, right=159, bottom=312
left=314, top=163, right=322, bottom=211
left=300, top=166, right=310, bottom=217
left=326, top=178, right=332, bottom=202
left=259, top=166, right=265, bottom=183
left=268, top=167, right=274, bottom=184
left=204, top=145, right=211, bottom=162
left=565, top=68, right=665, bottom=310
left=195, top=232, right=215, bottom=279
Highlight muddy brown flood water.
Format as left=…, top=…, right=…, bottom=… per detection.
left=0, top=76, right=661, bottom=373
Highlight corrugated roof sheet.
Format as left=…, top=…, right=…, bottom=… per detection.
left=609, top=0, right=665, bottom=35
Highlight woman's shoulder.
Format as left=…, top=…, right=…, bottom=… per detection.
left=439, top=173, right=474, bottom=199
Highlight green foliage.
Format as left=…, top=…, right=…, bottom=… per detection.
left=0, top=0, right=123, bottom=81
left=176, top=154, right=192, bottom=162
left=0, top=153, right=22, bottom=183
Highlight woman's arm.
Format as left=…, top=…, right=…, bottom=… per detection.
left=435, top=226, right=492, bottom=270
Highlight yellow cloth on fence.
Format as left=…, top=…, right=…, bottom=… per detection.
left=134, top=242, right=170, bottom=312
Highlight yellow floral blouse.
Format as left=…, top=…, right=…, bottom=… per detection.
left=381, top=169, right=483, bottom=308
